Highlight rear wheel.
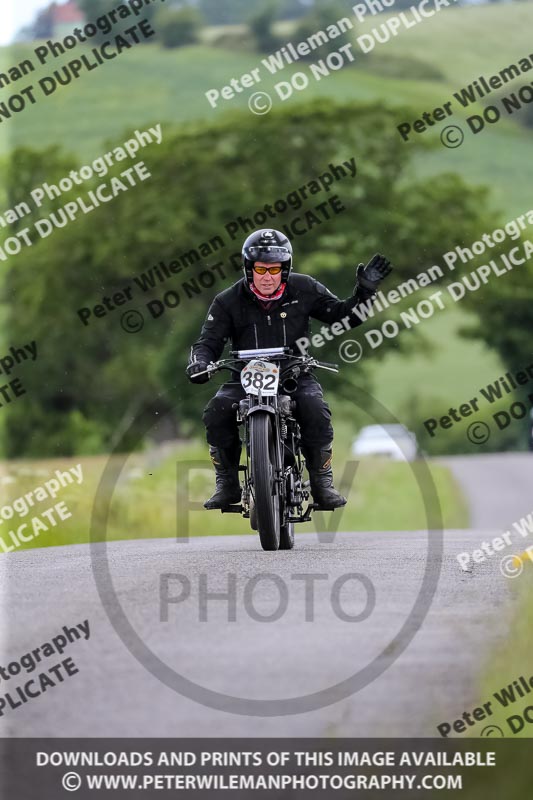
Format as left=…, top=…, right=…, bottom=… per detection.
left=250, top=413, right=280, bottom=551
left=249, top=499, right=258, bottom=531
left=279, top=468, right=295, bottom=550
left=279, top=517, right=295, bottom=550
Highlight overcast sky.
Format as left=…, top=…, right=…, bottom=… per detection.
left=0, top=0, right=47, bottom=46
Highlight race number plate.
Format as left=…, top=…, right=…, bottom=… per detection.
left=240, top=360, right=279, bottom=396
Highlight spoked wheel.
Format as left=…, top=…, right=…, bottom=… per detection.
left=250, top=413, right=280, bottom=551
left=249, top=499, right=258, bottom=531
left=279, top=467, right=295, bottom=550
left=279, top=516, right=295, bottom=550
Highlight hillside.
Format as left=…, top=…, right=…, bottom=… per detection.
left=2, top=1, right=530, bottom=453
left=1, top=3, right=532, bottom=218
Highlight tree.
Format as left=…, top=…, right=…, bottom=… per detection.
left=34, top=6, right=54, bottom=39
left=458, top=247, right=533, bottom=377
left=154, top=7, right=204, bottom=48
left=76, top=0, right=158, bottom=40
left=77, top=0, right=123, bottom=20
left=522, top=103, right=533, bottom=130
left=197, top=0, right=310, bottom=26
left=2, top=101, right=496, bottom=457
left=278, top=0, right=310, bottom=19
left=249, top=2, right=279, bottom=53
left=198, top=0, right=261, bottom=25
left=293, top=1, right=354, bottom=61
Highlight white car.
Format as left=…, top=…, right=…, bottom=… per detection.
left=351, top=424, right=419, bottom=462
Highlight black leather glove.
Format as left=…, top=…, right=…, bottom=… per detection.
left=186, top=360, right=210, bottom=384
left=356, top=253, right=393, bottom=293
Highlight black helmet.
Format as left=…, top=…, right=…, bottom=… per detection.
left=242, top=229, right=293, bottom=283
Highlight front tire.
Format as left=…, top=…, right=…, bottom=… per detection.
left=250, top=413, right=280, bottom=551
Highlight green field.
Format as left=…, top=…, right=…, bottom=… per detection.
left=369, top=295, right=504, bottom=424
left=1, top=3, right=532, bottom=218
left=0, top=1, right=529, bottom=522
left=0, top=434, right=468, bottom=552
left=474, top=577, right=533, bottom=739
left=2, top=45, right=454, bottom=156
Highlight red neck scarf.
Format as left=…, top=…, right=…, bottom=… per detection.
left=249, top=282, right=286, bottom=310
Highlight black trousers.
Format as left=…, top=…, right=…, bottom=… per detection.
left=202, top=374, right=334, bottom=451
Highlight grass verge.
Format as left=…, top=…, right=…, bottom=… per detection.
left=0, top=439, right=468, bottom=552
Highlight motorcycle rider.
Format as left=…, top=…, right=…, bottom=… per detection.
left=186, top=229, right=392, bottom=510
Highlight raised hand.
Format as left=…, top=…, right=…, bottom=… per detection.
left=356, top=253, right=393, bottom=292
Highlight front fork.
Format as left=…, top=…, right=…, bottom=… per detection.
left=235, top=398, right=314, bottom=524
left=237, top=398, right=285, bottom=518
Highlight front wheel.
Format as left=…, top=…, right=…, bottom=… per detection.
left=250, top=413, right=280, bottom=551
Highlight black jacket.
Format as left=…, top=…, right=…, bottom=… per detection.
left=189, top=273, right=373, bottom=365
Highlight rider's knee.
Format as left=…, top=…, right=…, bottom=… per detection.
left=203, top=397, right=236, bottom=429
left=296, top=394, right=331, bottom=418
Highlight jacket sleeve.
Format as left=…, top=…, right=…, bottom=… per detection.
left=188, top=297, right=233, bottom=366
left=308, top=277, right=376, bottom=329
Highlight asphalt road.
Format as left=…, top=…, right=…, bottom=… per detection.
left=438, top=452, right=533, bottom=529
left=0, top=523, right=516, bottom=738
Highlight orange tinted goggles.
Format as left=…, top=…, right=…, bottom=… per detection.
left=253, top=266, right=282, bottom=275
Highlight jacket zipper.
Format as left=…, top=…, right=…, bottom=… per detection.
left=282, top=320, right=287, bottom=346
left=267, top=315, right=272, bottom=326
left=254, top=323, right=259, bottom=348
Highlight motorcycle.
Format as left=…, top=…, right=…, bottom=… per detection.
left=197, top=348, right=340, bottom=551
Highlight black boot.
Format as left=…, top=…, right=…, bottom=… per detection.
left=204, top=444, right=242, bottom=509
left=304, top=444, right=347, bottom=510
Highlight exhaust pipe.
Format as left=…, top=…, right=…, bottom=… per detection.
left=282, top=377, right=298, bottom=394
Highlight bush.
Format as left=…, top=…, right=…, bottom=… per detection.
left=200, top=0, right=308, bottom=25
left=293, top=1, right=353, bottom=61
left=3, top=102, right=497, bottom=457
left=249, top=3, right=280, bottom=53
left=518, top=101, right=533, bottom=129
left=398, top=393, right=528, bottom=456
left=155, top=7, right=204, bottom=49
left=210, top=29, right=254, bottom=50
left=360, top=54, right=446, bottom=82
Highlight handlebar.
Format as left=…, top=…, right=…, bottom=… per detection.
left=314, top=360, right=339, bottom=372
left=193, top=354, right=339, bottom=379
